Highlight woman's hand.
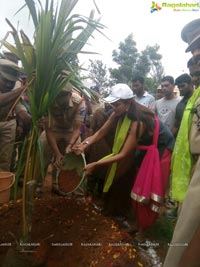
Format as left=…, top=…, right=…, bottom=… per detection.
left=72, top=141, right=89, bottom=155
left=71, top=144, right=83, bottom=155
left=84, top=162, right=97, bottom=176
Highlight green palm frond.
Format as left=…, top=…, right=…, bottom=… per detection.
left=24, top=0, right=39, bottom=27
left=1, top=0, right=105, bottom=242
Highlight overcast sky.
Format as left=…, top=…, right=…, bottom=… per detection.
left=0, top=0, right=200, bottom=79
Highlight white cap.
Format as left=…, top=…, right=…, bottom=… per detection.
left=104, top=83, right=134, bottom=103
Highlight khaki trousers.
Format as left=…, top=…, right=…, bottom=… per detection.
left=0, top=120, right=16, bottom=171
left=163, top=156, right=200, bottom=267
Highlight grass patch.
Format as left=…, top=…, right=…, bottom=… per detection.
left=145, top=213, right=177, bottom=243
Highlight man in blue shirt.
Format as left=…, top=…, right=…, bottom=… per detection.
left=132, top=75, right=155, bottom=112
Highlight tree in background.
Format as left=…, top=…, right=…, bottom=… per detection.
left=109, top=34, right=138, bottom=84
left=109, top=34, right=165, bottom=94
left=88, top=59, right=112, bottom=96
left=88, top=59, right=109, bottom=88
left=136, top=45, right=165, bottom=94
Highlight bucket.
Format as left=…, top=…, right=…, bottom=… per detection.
left=56, top=152, right=86, bottom=194
left=0, top=172, right=15, bottom=204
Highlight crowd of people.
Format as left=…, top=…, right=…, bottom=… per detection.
left=1, top=17, right=200, bottom=267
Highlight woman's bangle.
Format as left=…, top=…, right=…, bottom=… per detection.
left=83, top=140, right=90, bottom=145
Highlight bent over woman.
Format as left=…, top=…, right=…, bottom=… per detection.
left=73, top=83, right=174, bottom=227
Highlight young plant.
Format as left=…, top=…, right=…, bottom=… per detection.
left=1, top=0, right=105, bottom=242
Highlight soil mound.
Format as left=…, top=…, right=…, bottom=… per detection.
left=0, top=196, right=150, bottom=267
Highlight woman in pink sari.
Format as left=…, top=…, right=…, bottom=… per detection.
left=73, top=83, right=174, bottom=228
left=131, top=116, right=173, bottom=229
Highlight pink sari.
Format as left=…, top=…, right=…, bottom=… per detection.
left=131, top=116, right=171, bottom=229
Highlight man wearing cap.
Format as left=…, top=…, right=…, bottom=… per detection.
left=163, top=18, right=200, bottom=267
left=187, top=56, right=200, bottom=89
left=0, top=58, right=30, bottom=171
left=34, top=82, right=86, bottom=195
